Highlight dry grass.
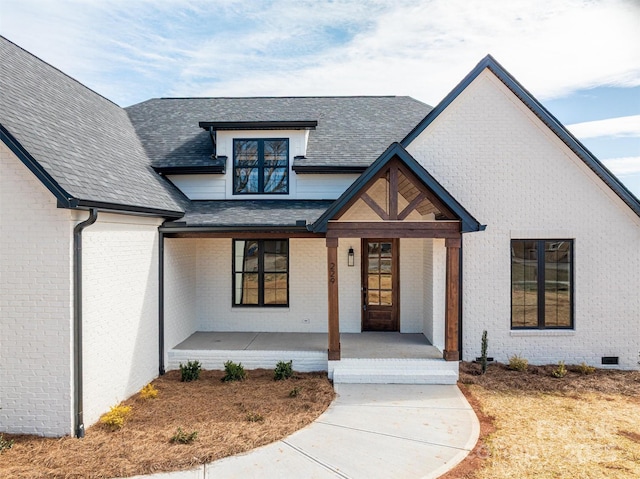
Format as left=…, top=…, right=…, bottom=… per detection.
left=444, top=362, right=640, bottom=479
left=1, top=369, right=334, bottom=479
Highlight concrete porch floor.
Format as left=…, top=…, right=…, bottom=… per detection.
left=172, top=331, right=443, bottom=359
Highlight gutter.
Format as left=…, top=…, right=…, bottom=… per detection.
left=159, top=224, right=314, bottom=234
left=73, top=208, right=98, bottom=438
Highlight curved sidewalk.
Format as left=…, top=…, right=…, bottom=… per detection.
left=127, top=384, right=479, bottom=479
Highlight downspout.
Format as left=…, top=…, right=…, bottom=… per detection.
left=73, top=208, right=98, bottom=438
left=158, top=231, right=165, bottom=376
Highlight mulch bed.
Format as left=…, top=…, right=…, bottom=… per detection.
left=0, top=369, right=335, bottom=479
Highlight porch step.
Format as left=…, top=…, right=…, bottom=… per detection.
left=329, top=358, right=458, bottom=385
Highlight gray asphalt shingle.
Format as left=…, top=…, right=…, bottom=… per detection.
left=164, top=200, right=334, bottom=227
left=126, top=97, right=432, bottom=170
left=0, top=36, right=186, bottom=214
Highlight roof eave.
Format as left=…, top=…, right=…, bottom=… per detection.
left=198, top=120, right=318, bottom=131
left=1, top=123, right=74, bottom=208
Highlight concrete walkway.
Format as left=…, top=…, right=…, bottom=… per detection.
left=125, top=384, right=479, bottom=479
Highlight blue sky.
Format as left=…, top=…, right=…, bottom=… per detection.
left=1, top=0, right=639, bottom=197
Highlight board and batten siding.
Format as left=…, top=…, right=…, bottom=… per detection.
left=406, top=69, right=640, bottom=369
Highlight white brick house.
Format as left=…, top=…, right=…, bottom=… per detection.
left=1, top=36, right=638, bottom=438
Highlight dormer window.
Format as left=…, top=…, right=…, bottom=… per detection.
left=233, top=139, right=289, bottom=194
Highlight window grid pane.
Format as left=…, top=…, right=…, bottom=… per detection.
left=233, top=139, right=288, bottom=194
left=511, top=239, right=573, bottom=329
left=233, top=239, right=288, bottom=307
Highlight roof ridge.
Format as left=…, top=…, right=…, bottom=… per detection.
left=155, top=95, right=406, bottom=100
left=0, top=35, right=121, bottom=109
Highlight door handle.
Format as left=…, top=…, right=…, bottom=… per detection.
left=362, top=287, right=367, bottom=310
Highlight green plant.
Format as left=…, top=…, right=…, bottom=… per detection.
left=245, top=412, right=264, bottom=422
left=222, top=360, right=246, bottom=382
left=480, top=330, right=489, bottom=374
left=289, top=386, right=301, bottom=397
left=100, top=404, right=132, bottom=430
left=170, top=427, right=198, bottom=444
left=139, top=383, right=158, bottom=399
left=577, top=362, right=596, bottom=375
left=0, top=434, right=14, bottom=453
left=508, top=354, right=528, bottom=371
left=179, top=360, right=202, bottom=382
left=274, top=360, right=293, bottom=380
left=552, top=360, right=567, bottom=378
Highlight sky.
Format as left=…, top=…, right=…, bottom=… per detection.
left=1, top=0, right=639, bottom=197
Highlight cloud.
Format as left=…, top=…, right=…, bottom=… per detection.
left=567, top=115, right=640, bottom=139
left=2, top=0, right=639, bottom=106
left=601, top=157, right=640, bottom=176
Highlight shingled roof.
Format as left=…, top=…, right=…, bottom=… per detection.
left=126, top=96, right=432, bottom=171
left=162, top=200, right=334, bottom=231
left=0, top=36, right=186, bottom=216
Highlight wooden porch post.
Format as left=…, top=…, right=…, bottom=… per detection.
left=444, top=237, right=461, bottom=361
left=326, top=237, right=341, bottom=360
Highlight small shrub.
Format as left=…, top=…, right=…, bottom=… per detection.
left=245, top=412, right=264, bottom=422
left=139, top=383, right=158, bottom=399
left=180, top=360, right=202, bottom=382
left=289, top=386, right=301, bottom=397
left=480, top=330, right=489, bottom=375
left=508, top=354, right=528, bottom=371
left=100, top=404, right=132, bottom=431
left=577, top=362, right=596, bottom=375
left=170, top=427, right=198, bottom=444
left=274, top=360, right=293, bottom=380
left=0, top=434, right=14, bottom=453
left=551, top=360, right=567, bottom=378
left=222, top=360, right=246, bottom=382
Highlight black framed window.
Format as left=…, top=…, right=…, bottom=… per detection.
left=511, top=239, right=573, bottom=329
left=233, top=139, right=289, bottom=194
left=233, top=239, right=289, bottom=306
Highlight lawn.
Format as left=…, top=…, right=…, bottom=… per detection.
left=0, top=369, right=334, bottom=479
left=443, top=362, right=640, bottom=479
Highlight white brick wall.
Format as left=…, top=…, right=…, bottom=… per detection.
left=185, top=236, right=435, bottom=337
left=164, top=238, right=198, bottom=357
left=407, top=70, right=640, bottom=369
left=195, top=238, right=330, bottom=333
left=81, top=213, right=163, bottom=427
left=422, top=239, right=446, bottom=351
left=400, top=238, right=424, bottom=333
left=0, top=142, right=74, bottom=437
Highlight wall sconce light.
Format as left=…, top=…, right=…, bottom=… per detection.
left=347, top=247, right=355, bottom=267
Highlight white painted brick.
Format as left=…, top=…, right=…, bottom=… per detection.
left=193, top=238, right=331, bottom=335
left=407, top=70, right=640, bottom=369
left=0, top=142, right=74, bottom=437
left=164, top=238, right=198, bottom=364
left=81, top=213, right=163, bottom=427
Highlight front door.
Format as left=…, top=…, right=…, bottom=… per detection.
left=362, top=239, right=399, bottom=331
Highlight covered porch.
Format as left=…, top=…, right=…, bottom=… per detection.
left=159, top=143, right=483, bottom=384
left=168, top=331, right=456, bottom=384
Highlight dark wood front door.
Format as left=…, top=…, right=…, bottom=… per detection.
left=362, top=239, right=399, bottom=331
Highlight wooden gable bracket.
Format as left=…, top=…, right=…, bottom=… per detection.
left=338, top=157, right=458, bottom=224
